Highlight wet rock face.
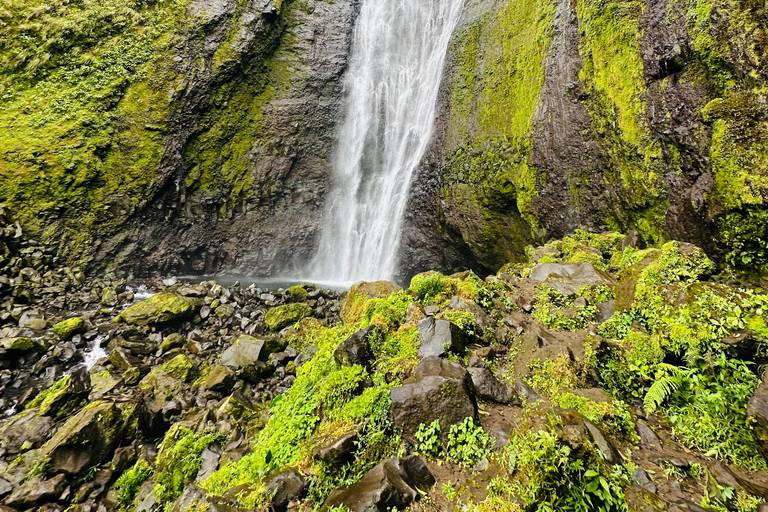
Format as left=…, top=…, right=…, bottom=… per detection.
left=416, top=317, right=467, bottom=359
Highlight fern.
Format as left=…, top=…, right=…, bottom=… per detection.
left=644, top=364, right=691, bottom=413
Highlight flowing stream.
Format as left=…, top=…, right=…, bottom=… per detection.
left=307, top=0, right=465, bottom=284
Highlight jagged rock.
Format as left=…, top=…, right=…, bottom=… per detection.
left=341, top=281, right=403, bottom=321
left=52, top=317, right=86, bottom=340
left=334, top=326, right=375, bottom=369
left=636, top=419, right=662, bottom=450
left=0, top=410, right=55, bottom=454
left=5, top=473, right=66, bottom=507
left=390, top=356, right=477, bottom=444
left=115, top=293, right=192, bottom=325
left=632, top=468, right=657, bottom=493
left=321, top=456, right=434, bottom=512
left=312, top=431, right=359, bottom=466
left=467, top=367, right=518, bottom=404
left=220, top=334, right=281, bottom=378
left=28, top=366, right=91, bottom=416
left=196, top=447, right=221, bottom=482
left=748, top=371, right=768, bottom=460
left=264, top=303, right=313, bottom=331
left=203, top=365, right=235, bottom=392
left=447, top=295, right=492, bottom=330
left=0, top=337, right=34, bottom=351
left=159, top=333, right=184, bottom=352
left=109, top=347, right=145, bottom=372
left=265, top=467, right=309, bottom=511
left=529, top=262, right=617, bottom=296
left=416, top=317, right=466, bottom=359
left=39, top=400, right=125, bottom=475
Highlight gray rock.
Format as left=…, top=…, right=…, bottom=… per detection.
left=0, top=409, right=55, bottom=454
left=467, top=367, right=518, bottom=405
left=416, top=317, right=466, bottom=359
left=195, top=447, right=221, bottom=482
left=220, top=335, right=269, bottom=368
left=447, top=295, right=492, bottom=330
left=5, top=473, right=67, bottom=507
left=636, top=419, right=662, bottom=450
left=334, top=326, right=375, bottom=369
left=632, top=468, right=657, bottom=494
left=321, top=456, right=434, bottom=512
left=265, top=467, right=309, bottom=511
left=529, top=262, right=617, bottom=296
left=312, top=431, right=359, bottom=466
left=390, top=356, right=477, bottom=444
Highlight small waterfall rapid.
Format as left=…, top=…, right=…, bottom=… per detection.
left=308, top=0, right=465, bottom=284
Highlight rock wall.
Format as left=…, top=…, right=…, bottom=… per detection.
left=399, top=0, right=768, bottom=280
left=0, top=0, right=358, bottom=277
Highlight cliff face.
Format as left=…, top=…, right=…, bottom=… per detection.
left=0, top=0, right=358, bottom=276
left=399, top=0, right=768, bottom=280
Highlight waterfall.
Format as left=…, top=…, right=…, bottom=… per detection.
left=308, top=0, right=465, bottom=284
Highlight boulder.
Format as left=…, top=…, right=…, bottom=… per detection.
left=5, top=473, right=67, bottom=508
left=529, top=262, right=616, bottom=296
left=416, top=317, right=466, bottom=359
left=467, top=367, right=518, bottom=405
left=341, top=281, right=403, bottom=321
left=0, top=337, right=34, bottom=351
left=39, top=400, right=125, bottom=475
left=748, top=372, right=768, bottom=460
left=220, top=334, right=281, bottom=370
left=334, top=326, right=375, bottom=369
left=265, top=468, right=309, bottom=511
left=264, top=304, right=313, bottom=331
left=203, top=365, right=235, bottom=392
left=320, top=456, right=434, bottom=512
left=312, top=431, right=359, bottom=466
left=27, top=367, right=91, bottom=416
left=0, top=410, right=55, bottom=454
left=52, top=317, right=86, bottom=340
left=389, top=356, right=477, bottom=444
left=447, top=296, right=492, bottom=331
left=115, top=293, right=192, bottom=326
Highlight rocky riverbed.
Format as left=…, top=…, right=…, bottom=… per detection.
left=2, top=217, right=768, bottom=512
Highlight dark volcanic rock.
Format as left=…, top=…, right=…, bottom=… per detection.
left=312, top=431, right=359, bottom=467
left=265, top=468, right=309, bottom=511
left=321, top=456, right=435, bottom=512
left=748, top=372, right=768, bottom=460
left=334, top=326, right=375, bottom=369
left=389, top=356, right=477, bottom=444
left=416, top=317, right=466, bottom=359
left=467, top=367, right=519, bottom=405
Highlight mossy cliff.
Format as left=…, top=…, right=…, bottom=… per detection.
left=0, top=0, right=358, bottom=276
left=401, top=0, right=768, bottom=280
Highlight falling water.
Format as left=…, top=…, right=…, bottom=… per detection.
left=308, top=0, right=465, bottom=284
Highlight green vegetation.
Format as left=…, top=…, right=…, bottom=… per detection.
left=264, top=303, right=313, bottom=331
left=115, top=293, right=192, bottom=325
left=52, top=317, right=85, bottom=340
left=533, top=285, right=613, bottom=331
left=203, top=291, right=419, bottom=506
left=114, top=458, right=152, bottom=511
left=160, top=354, right=197, bottom=382
left=416, top=417, right=494, bottom=467
left=25, top=375, right=84, bottom=417
left=153, top=425, right=227, bottom=507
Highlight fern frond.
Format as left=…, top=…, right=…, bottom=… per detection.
left=644, top=375, right=684, bottom=413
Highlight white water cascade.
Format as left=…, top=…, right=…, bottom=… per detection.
left=307, top=0, right=465, bottom=284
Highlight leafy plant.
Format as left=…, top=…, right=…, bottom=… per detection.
left=446, top=417, right=494, bottom=466
left=415, top=419, right=442, bottom=458
left=114, top=458, right=153, bottom=511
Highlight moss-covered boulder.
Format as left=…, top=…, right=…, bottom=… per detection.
left=52, top=317, right=86, bottom=340
left=39, top=400, right=126, bottom=476
left=159, top=354, right=197, bottom=382
left=265, top=303, right=313, bottom=331
left=287, top=283, right=312, bottom=303
left=115, top=293, right=192, bottom=326
left=25, top=369, right=91, bottom=417
left=341, top=281, right=403, bottom=321
left=0, top=337, right=34, bottom=351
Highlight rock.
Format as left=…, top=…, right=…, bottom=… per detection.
left=341, top=281, right=403, bottom=321
left=109, top=347, right=144, bottom=372
left=160, top=354, right=197, bottom=382
left=467, top=367, right=518, bottom=404
left=0, top=410, right=55, bottom=454
left=749, top=371, right=768, bottom=461
left=334, top=326, right=375, bottom=369
left=531, top=246, right=561, bottom=263
left=390, top=356, right=477, bottom=444
left=52, top=317, right=86, bottom=340
left=529, top=262, right=617, bottom=296
left=27, top=367, right=91, bottom=416
left=632, top=468, right=657, bottom=493
left=115, top=293, right=192, bottom=325
left=264, top=303, right=313, bottom=331
left=39, top=400, right=125, bottom=475
left=170, top=485, right=208, bottom=512
left=636, top=419, right=662, bottom=450
left=0, top=337, right=34, bottom=351
left=265, top=468, right=309, bottom=511
left=203, top=365, right=235, bottom=392
left=447, top=295, right=492, bottom=330
left=220, top=335, right=278, bottom=368
left=321, top=456, right=434, bottom=512
left=5, top=474, right=66, bottom=507
left=405, top=303, right=426, bottom=324
left=312, top=431, right=359, bottom=466
left=416, top=317, right=466, bottom=359
left=195, top=447, right=221, bottom=482
left=583, top=419, right=621, bottom=464
left=424, top=305, right=440, bottom=316
left=159, top=333, right=184, bottom=352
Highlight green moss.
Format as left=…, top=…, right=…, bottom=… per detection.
left=287, top=283, right=311, bottom=303
left=115, top=293, right=192, bottom=325
left=114, top=458, right=153, bottom=511
left=25, top=375, right=85, bottom=417
left=160, top=354, right=197, bottom=382
left=264, top=303, right=313, bottom=331
left=533, top=285, right=613, bottom=331
left=52, top=317, right=85, bottom=340
left=152, top=425, right=227, bottom=507
left=1, top=337, right=34, bottom=350
left=575, top=0, right=668, bottom=239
